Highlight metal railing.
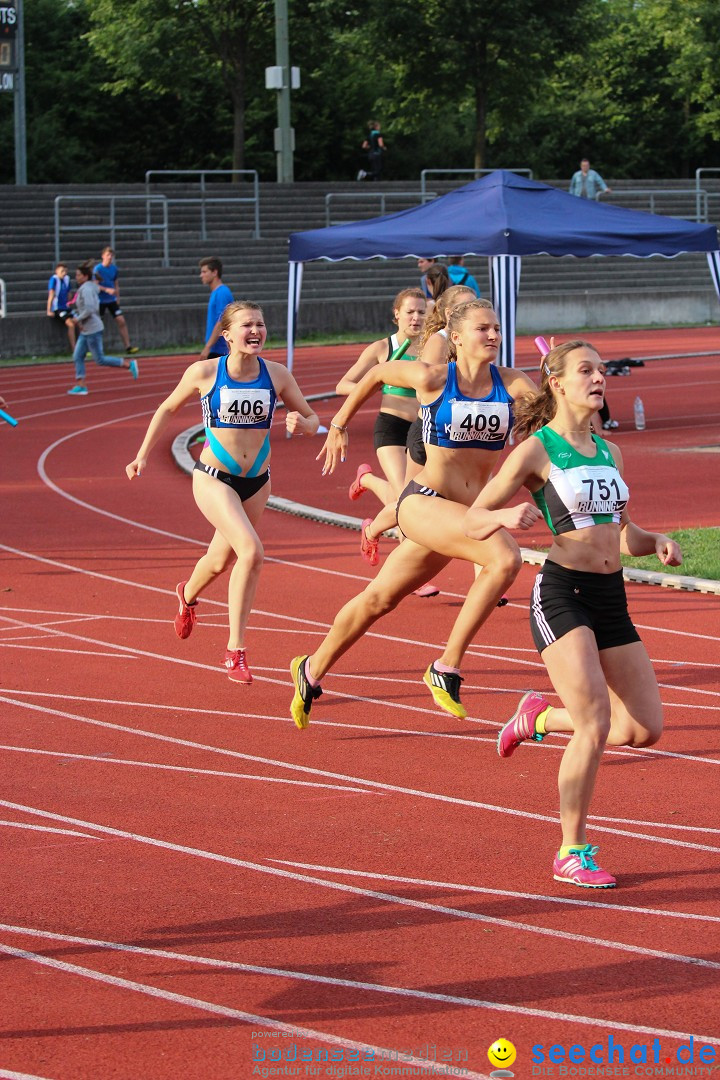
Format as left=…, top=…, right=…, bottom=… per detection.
left=144, top=169, right=260, bottom=241
left=324, top=190, right=436, bottom=227
left=696, top=169, right=720, bottom=222
left=420, top=167, right=533, bottom=202
left=0, top=278, right=5, bottom=318
left=55, top=195, right=169, bottom=266
left=598, top=187, right=709, bottom=221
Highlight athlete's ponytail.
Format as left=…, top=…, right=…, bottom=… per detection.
left=512, top=339, right=598, bottom=441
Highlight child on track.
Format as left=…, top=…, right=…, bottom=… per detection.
left=464, top=339, right=682, bottom=889
left=67, top=262, right=138, bottom=395
left=126, top=301, right=318, bottom=684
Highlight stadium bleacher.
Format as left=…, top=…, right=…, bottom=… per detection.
left=0, top=177, right=718, bottom=358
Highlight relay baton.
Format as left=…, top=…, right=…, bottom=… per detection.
left=534, top=336, right=550, bottom=357
left=388, top=337, right=412, bottom=362
left=0, top=408, right=18, bottom=427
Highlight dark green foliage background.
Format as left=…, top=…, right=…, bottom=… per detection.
left=2, top=0, right=720, bottom=184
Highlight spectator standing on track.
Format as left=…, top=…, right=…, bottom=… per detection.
left=126, top=300, right=319, bottom=685
left=93, top=247, right=140, bottom=354
left=289, top=299, right=537, bottom=730
left=67, top=263, right=139, bottom=395
left=46, top=262, right=77, bottom=353
left=464, top=339, right=681, bottom=889
left=198, top=256, right=234, bottom=361
left=569, top=158, right=611, bottom=199
left=447, top=257, right=480, bottom=297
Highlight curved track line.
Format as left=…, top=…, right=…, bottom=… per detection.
left=2, top=923, right=718, bottom=1052
left=0, top=944, right=487, bottom=1080
left=1, top=698, right=719, bottom=848
left=269, top=859, right=720, bottom=924
left=0, top=745, right=376, bottom=795
left=2, top=802, right=720, bottom=984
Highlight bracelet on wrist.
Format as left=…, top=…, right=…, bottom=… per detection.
left=330, top=422, right=347, bottom=433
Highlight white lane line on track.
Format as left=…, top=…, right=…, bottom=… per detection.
left=0, top=943, right=489, bottom=1080
left=0, top=1069, right=55, bottom=1080
left=29, top=414, right=720, bottom=642
left=0, top=820, right=102, bottom=840
left=0, top=644, right=132, bottom=659
left=0, top=744, right=378, bottom=796
left=2, top=629, right=718, bottom=764
left=1, top=926, right=718, bottom=1054
left=2, top=800, right=720, bottom=984
left=2, top=570, right=717, bottom=719
left=4, top=688, right=719, bottom=774
left=4, top=687, right=719, bottom=836
left=270, top=859, right=720, bottom=924
left=2, top=698, right=719, bottom=849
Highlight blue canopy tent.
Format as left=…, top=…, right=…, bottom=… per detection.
left=287, top=170, right=720, bottom=368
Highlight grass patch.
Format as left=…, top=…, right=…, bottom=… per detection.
left=527, top=528, right=720, bottom=581
left=620, top=528, right=720, bottom=581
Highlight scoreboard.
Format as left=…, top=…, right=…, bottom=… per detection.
left=0, top=3, right=16, bottom=91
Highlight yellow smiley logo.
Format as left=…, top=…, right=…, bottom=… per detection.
left=488, top=1039, right=517, bottom=1069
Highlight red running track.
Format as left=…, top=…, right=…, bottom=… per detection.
left=0, top=328, right=719, bottom=1080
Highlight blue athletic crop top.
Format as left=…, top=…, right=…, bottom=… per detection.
left=421, top=362, right=513, bottom=451
left=201, top=354, right=278, bottom=430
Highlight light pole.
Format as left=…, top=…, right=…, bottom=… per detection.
left=266, top=0, right=298, bottom=183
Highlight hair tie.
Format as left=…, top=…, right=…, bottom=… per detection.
left=543, top=362, right=551, bottom=376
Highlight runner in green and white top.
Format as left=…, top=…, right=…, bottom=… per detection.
left=464, top=339, right=682, bottom=890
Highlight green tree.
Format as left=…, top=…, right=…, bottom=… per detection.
left=358, top=0, right=594, bottom=171
left=85, top=0, right=274, bottom=172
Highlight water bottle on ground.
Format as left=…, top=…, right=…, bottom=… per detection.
left=633, top=396, right=646, bottom=430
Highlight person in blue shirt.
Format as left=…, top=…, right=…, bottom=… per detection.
left=447, top=257, right=480, bottom=297
left=46, top=262, right=77, bottom=352
left=93, top=247, right=139, bottom=354
left=198, top=256, right=234, bottom=360
left=569, top=158, right=612, bottom=199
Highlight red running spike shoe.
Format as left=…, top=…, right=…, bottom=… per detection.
left=348, top=463, right=372, bottom=501
left=360, top=519, right=380, bottom=566
left=174, top=581, right=197, bottom=639
left=225, top=648, right=253, bottom=684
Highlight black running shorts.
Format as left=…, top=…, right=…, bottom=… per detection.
left=530, top=559, right=640, bottom=654
left=373, top=411, right=412, bottom=451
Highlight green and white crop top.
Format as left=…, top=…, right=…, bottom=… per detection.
left=382, top=333, right=417, bottom=398
left=531, top=427, right=629, bottom=535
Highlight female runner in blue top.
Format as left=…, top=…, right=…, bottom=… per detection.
left=289, top=299, right=536, bottom=728
left=126, top=300, right=319, bottom=684
left=464, top=339, right=682, bottom=889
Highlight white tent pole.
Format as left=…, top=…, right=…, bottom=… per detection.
left=286, top=261, right=303, bottom=375
left=490, top=255, right=521, bottom=367
left=706, top=251, right=720, bottom=306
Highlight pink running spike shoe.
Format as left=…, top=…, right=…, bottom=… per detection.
left=225, top=648, right=253, bottom=684
left=174, top=581, right=197, bottom=639
left=348, top=463, right=372, bottom=501
left=360, top=519, right=379, bottom=566
left=553, top=845, right=617, bottom=888
left=497, top=690, right=550, bottom=758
